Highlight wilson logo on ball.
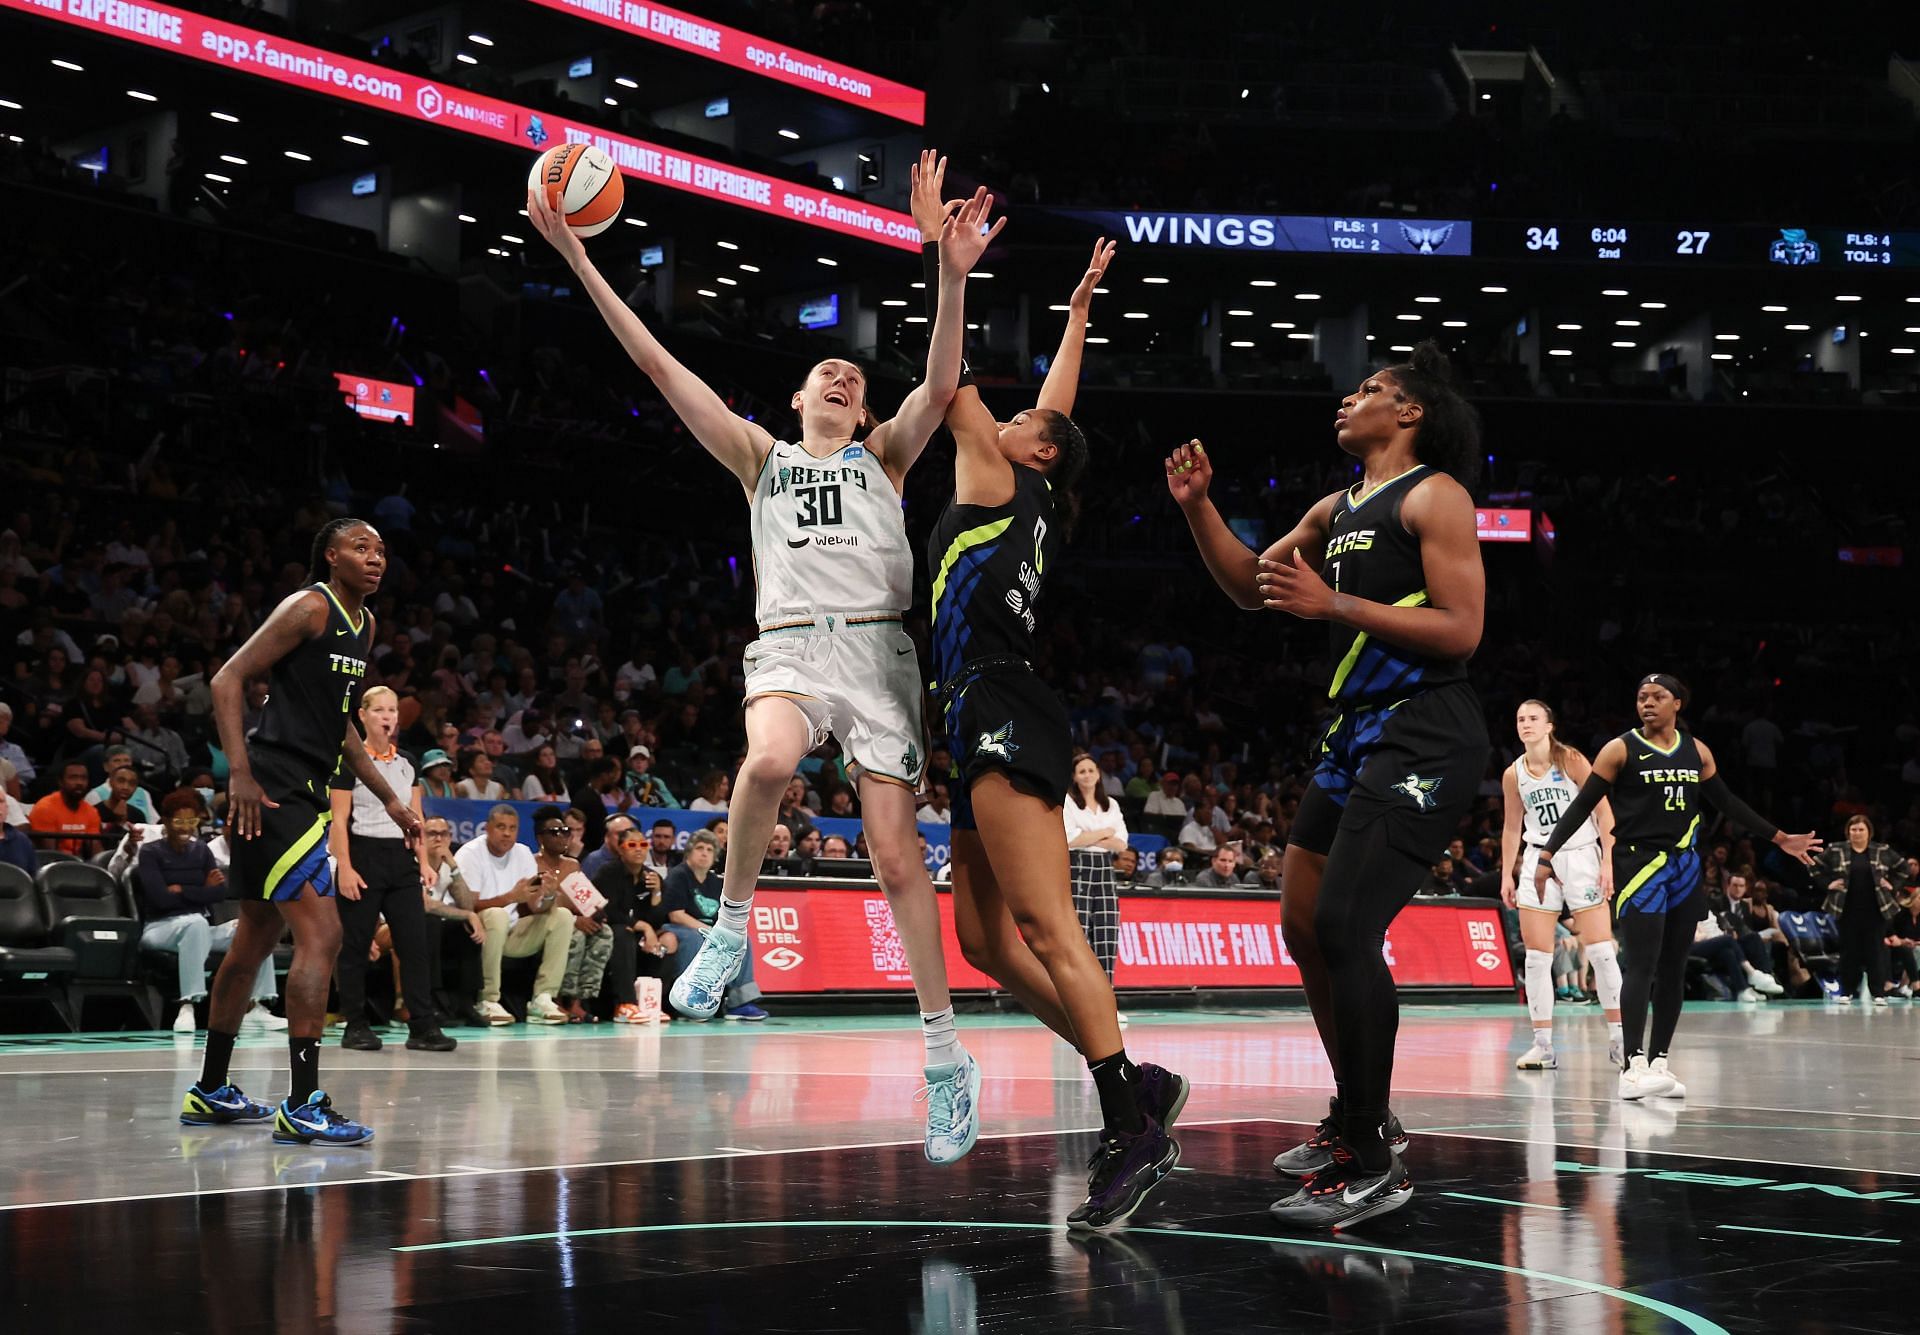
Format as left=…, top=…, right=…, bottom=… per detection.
left=527, top=143, right=625, bottom=237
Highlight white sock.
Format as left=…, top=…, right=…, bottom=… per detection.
left=1586, top=939, right=1624, bottom=1012
left=1535, top=1027, right=1553, bottom=1050
left=921, top=1006, right=960, bottom=1068
left=715, top=896, right=753, bottom=935
left=1524, top=949, right=1556, bottom=1025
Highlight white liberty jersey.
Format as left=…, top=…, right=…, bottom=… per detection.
left=1515, top=755, right=1597, bottom=849
left=749, top=439, right=911, bottom=625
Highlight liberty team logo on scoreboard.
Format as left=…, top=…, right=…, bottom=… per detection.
left=1769, top=228, right=1822, bottom=266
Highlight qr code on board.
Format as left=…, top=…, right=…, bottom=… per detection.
left=864, top=898, right=907, bottom=973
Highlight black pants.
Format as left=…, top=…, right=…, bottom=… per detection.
left=600, top=925, right=638, bottom=1018
left=337, top=835, right=435, bottom=1031
left=430, top=914, right=484, bottom=1018
left=1839, top=908, right=1888, bottom=999
left=1615, top=909, right=1696, bottom=1063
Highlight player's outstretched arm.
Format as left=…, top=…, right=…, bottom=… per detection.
left=527, top=187, right=770, bottom=488
left=1037, top=237, right=1116, bottom=419
left=1539, top=738, right=1624, bottom=874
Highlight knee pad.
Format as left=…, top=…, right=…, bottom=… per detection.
left=1524, top=949, right=1556, bottom=1022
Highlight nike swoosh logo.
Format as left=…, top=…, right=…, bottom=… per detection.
left=1637, top=753, right=1654, bottom=760
left=896, top=648, right=912, bottom=656
left=1342, top=1182, right=1381, bottom=1205
left=335, top=628, right=350, bottom=637
left=787, top=537, right=811, bottom=548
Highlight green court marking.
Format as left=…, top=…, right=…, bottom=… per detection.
left=1418, top=1121, right=1920, bottom=1138
left=1440, top=1191, right=1567, bottom=1211
left=1717, top=1224, right=1900, bottom=1246
left=393, top=1218, right=1728, bottom=1333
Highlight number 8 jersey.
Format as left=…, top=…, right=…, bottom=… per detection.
left=750, top=440, right=912, bottom=623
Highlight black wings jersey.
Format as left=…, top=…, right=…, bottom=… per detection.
left=928, top=466, right=1060, bottom=687
left=253, top=583, right=372, bottom=777
left=1607, top=728, right=1704, bottom=851
left=1321, top=464, right=1468, bottom=706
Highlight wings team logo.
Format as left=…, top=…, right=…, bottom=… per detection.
left=1400, top=222, right=1454, bottom=254
left=416, top=85, right=445, bottom=120
left=525, top=114, right=550, bottom=147
left=976, top=722, right=1019, bottom=762
left=1769, top=228, right=1821, bottom=266
left=1392, top=774, right=1443, bottom=811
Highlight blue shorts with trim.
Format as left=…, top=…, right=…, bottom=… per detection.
left=228, top=745, right=336, bottom=902
left=1612, top=846, right=1702, bottom=918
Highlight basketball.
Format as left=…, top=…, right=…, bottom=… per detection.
left=526, top=143, right=624, bottom=237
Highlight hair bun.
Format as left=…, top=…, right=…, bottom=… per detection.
left=1407, top=340, right=1453, bottom=382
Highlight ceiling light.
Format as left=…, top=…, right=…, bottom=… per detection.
left=127, top=89, right=158, bottom=102
left=203, top=172, right=231, bottom=183
left=341, top=134, right=370, bottom=146
left=51, top=59, right=83, bottom=72
left=1908, top=296, right=1920, bottom=303
left=219, top=154, right=248, bottom=166
left=1085, top=336, right=1109, bottom=344
left=624, top=217, right=647, bottom=227
left=1292, top=290, right=1319, bottom=299
left=1714, top=333, right=1740, bottom=341
left=0, top=100, right=22, bottom=111
left=972, top=272, right=994, bottom=279
left=1891, top=347, right=1916, bottom=355
left=456, top=53, right=479, bottom=65
left=1906, top=326, right=1920, bottom=334
left=1227, top=309, right=1254, bottom=317
left=1611, top=341, right=1636, bottom=348
left=1287, top=332, right=1314, bottom=340
left=1555, top=323, right=1582, bottom=330
left=1836, top=294, right=1862, bottom=302
left=1601, top=288, right=1629, bottom=297
left=1480, top=285, right=1507, bottom=294
left=1093, top=287, right=1109, bottom=294
left=717, top=241, right=739, bottom=250
left=500, top=233, right=525, bottom=243
left=1123, top=312, right=1149, bottom=319
left=211, top=110, right=239, bottom=123
left=1761, top=304, right=1787, bottom=313
left=778, top=128, right=801, bottom=140
left=883, top=300, right=909, bottom=307
left=1548, top=349, right=1573, bottom=357
left=738, top=264, right=760, bottom=273
left=1270, top=321, right=1296, bottom=329
left=1391, top=344, right=1415, bottom=352
left=966, top=323, right=981, bottom=331
left=467, top=33, right=494, bottom=46
left=284, top=150, right=312, bottom=161
left=616, top=76, right=639, bottom=90
left=1395, top=313, right=1421, bottom=321
left=697, top=289, right=719, bottom=298
left=817, top=257, right=838, bottom=266
left=1710, top=353, right=1733, bottom=360
left=1784, top=323, right=1811, bottom=331
left=1615, top=319, right=1641, bottom=327
left=1048, top=304, right=1070, bottom=312
left=1441, top=320, right=1467, bottom=328
left=911, top=282, right=925, bottom=289
left=1250, top=280, right=1277, bottom=288
left=1230, top=340, right=1255, bottom=348
left=1639, top=301, right=1667, bottom=309
left=1365, top=334, right=1376, bottom=341
left=1142, top=276, right=1170, bottom=284
left=604, top=97, right=619, bottom=107
left=1414, top=295, right=1442, bottom=304
left=717, top=276, right=737, bottom=286
left=458, top=213, right=477, bottom=223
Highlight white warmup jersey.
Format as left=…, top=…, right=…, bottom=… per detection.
left=1515, top=757, right=1598, bottom=850
left=749, top=440, right=911, bottom=624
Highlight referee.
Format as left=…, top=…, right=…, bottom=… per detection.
left=328, top=686, right=456, bottom=1052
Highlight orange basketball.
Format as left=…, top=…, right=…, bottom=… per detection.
left=527, top=143, right=624, bottom=237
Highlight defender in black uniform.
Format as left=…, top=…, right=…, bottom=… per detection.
left=183, top=518, right=420, bottom=1147
left=1171, top=342, right=1489, bottom=1229
left=910, top=186, right=1185, bottom=1232
left=1540, top=674, right=1819, bottom=1099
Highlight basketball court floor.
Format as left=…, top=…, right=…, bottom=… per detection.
left=2, top=1001, right=1913, bottom=1332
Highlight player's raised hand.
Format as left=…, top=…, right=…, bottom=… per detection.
left=1067, top=238, right=1117, bottom=315
left=939, top=187, right=1007, bottom=277
left=527, top=186, right=587, bottom=270
left=909, top=149, right=961, bottom=243
left=1164, top=439, right=1213, bottom=507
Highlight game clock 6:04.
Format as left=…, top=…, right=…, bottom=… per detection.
left=1509, top=222, right=1710, bottom=263
left=1492, top=220, right=1920, bottom=267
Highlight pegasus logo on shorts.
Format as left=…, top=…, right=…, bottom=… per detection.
left=1392, top=774, right=1443, bottom=811
left=976, top=722, right=1019, bottom=763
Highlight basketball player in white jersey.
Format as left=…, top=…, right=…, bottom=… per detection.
left=1499, top=699, right=1625, bottom=1068
left=528, top=182, right=1003, bottom=1164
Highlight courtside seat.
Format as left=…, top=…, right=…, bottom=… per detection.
left=0, top=862, right=79, bottom=1029
left=38, top=861, right=158, bottom=1029
left=35, top=849, right=80, bottom=868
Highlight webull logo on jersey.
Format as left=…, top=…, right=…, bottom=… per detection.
left=769, top=463, right=870, bottom=497
left=1324, top=529, right=1376, bottom=559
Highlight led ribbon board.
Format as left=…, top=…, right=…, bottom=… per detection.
left=522, top=0, right=924, bottom=124
left=1, top=0, right=918, bottom=249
